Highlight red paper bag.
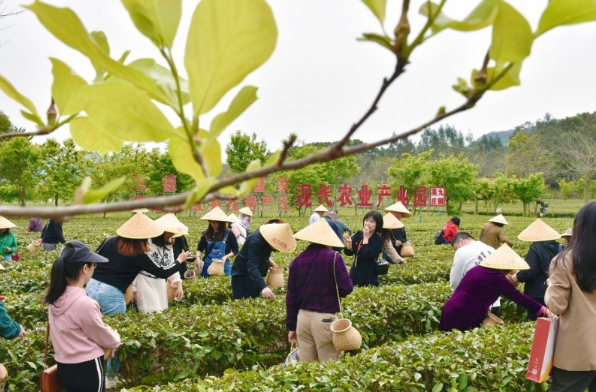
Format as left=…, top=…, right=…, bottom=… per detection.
left=527, top=317, right=559, bottom=383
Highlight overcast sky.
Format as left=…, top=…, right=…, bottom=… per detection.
left=1, top=0, right=595, bottom=153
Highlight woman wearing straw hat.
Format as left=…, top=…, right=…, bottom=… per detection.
left=381, top=213, right=406, bottom=265
left=309, top=205, right=328, bottom=225
left=132, top=213, right=189, bottom=313
left=384, top=202, right=411, bottom=255
left=439, top=244, right=552, bottom=332
left=196, top=207, right=239, bottom=277
left=286, top=219, right=353, bottom=362
left=560, top=227, right=572, bottom=248
left=231, top=222, right=296, bottom=300
left=231, top=207, right=253, bottom=246
left=546, top=202, right=596, bottom=391
left=343, top=211, right=384, bottom=287
left=479, top=214, right=513, bottom=250
left=509, top=219, right=562, bottom=321
left=0, top=216, right=17, bottom=262
left=87, top=212, right=190, bottom=316
left=44, top=241, right=120, bottom=392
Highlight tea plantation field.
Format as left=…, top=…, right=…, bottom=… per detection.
left=1, top=208, right=573, bottom=391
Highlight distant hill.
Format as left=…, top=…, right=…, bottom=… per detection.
left=477, top=129, right=514, bottom=146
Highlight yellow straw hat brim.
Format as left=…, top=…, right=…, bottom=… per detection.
left=314, top=205, right=329, bottom=213
left=0, top=263, right=5, bottom=271
left=200, top=207, right=230, bottom=222
left=561, top=228, right=573, bottom=238
left=383, top=213, right=404, bottom=229
left=228, top=213, right=239, bottom=223
left=260, top=223, right=296, bottom=253
left=488, top=214, right=509, bottom=225
left=0, top=216, right=16, bottom=229
left=518, top=219, right=561, bottom=242
left=294, top=219, right=344, bottom=248
left=117, top=213, right=164, bottom=239
left=239, top=207, right=253, bottom=217
left=384, top=202, right=411, bottom=217
left=154, top=213, right=188, bottom=236
left=479, top=244, right=530, bottom=270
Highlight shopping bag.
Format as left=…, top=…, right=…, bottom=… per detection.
left=526, top=317, right=559, bottom=383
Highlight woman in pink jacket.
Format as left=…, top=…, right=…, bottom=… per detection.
left=44, top=241, right=121, bottom=392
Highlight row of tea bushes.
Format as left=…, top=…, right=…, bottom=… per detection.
left=122, top=322, right=547, bottom=392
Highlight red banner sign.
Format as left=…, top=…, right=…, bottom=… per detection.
left=430, top=187, right=446, bottom=207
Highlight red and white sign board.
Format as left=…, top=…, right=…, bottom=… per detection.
left=526, top=317, right=558, bottom=383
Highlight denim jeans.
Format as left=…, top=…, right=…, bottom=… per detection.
left=2, top=254, right=12, bottom=262
left=42, top=243, right=58, bottom=251
left=86, top=279, right=126, bottom=316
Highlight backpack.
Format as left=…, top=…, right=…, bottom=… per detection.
left=434, top=230, right=445, bottom=245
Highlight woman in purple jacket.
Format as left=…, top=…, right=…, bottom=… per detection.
left=440, top=244, right=553, bottom=332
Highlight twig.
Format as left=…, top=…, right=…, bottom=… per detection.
left=277, top=134, right=297, bottom=167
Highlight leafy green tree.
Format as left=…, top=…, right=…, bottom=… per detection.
left=0, top=138, right=41, bottom=205
left=556, top=132, right=596, bottom=203
left=0, top=111, right=13, bottom=134
left=225, top=131, right=270, bottom=174
left=418, top=125, right=466, bottom=158
left=146, top=148, right=195, bottom=195
left=427, top=154, right=477, bottom=214
left=39, top=138, right=85, bottom=205
left=387, top=150, right=433, bottom=198
left=511, top=173, right=546, bottom=216
left=557, top=178, right=576, bottom=200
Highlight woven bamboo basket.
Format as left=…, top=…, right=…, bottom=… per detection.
left=266, top=267, right=284, bottom=288
left=27, top=239, right=42, bottom=253
left=167, top=279, right=177, bottom=303
left=481, top=312, right=504, bottom=327
left=0, top=363, right=8, bottom=383
left=400, top=243, right=415, bottom=257
left=184, top=269, right=197, bottom=280
left=330, top=318, right=362, bottom=351
left=124, top=285, right=134, bottom=304
left=207, top=259, right=224, bottom=276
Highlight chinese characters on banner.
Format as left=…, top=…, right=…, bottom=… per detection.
left=277, top=178, right=290, bottom=212
left=226, top=199, right=239, bottom=212
left=162, top=174, right=177, bottom=193
left=430, top=187, right=446, bottom=207
left=376, top=184, right=391, bottom=207
left=317, top=184, right=333, bottom=207
left=253, top=177, right=266, bottom=193
left=337, top=184, right=353, bottom=207
left=414, top=187, right=427, bottom=207
left=396, top=186, right=409, bottom=206
left=244, top=195, right=257, bottom=212
left=295, top=184, right=313, bottom=208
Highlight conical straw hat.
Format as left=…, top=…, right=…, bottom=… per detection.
left=561, top=228, right=573, bottom=238
left=479, top=244, right=530, bottom=270
left=155, top=213, right=188, bottom=236
left=228, top=213, right=239, bottom=223
left=518, top=219, right=561, bottom=242
left=260, top=223, right=296, bottom=253
left=382, top=213, right=404, bottom=229
left=314, top=204, right=329, bottom=213
left=294, top=219, right=344, bottom=248
left=200, top=206, right=229, bottom=222
left=117, top=212, right=164, bottom=239
left=489, top=214, right=509, bottom=225
left=239, top=207, right=253, bottom=217
left=384, top=201, right=411, bottom=217
left=0, top=216, right=16, bottom=229
left=0, top=263, right=5, bottom=271
left=132, top=208, right=149, bottom=213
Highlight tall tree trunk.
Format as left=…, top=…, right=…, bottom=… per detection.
left=54, top=194, right=59, bottom=206
left=474, top=199, right=478, bottom=215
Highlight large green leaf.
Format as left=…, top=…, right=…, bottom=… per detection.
left=489, top=0, right=533, bottom=65
left=201, top=138, right=223, bottom=177
left=185, top=0, right=277, bottom=116
left=536, top=0, right=596, bottom=37
left=209, top=85, right=258, bottom=141
left=121, top=0, right=182, bottom=49
left=419, top=0, right=497, bottom=34
left=184, top=178, right=216, bottom=209
left=487, top=63, right=522, bottom=91
left=0, top=74, right=42, bottom=126
left=360, top=0, right=387, bottom=25
left=169, top=127, right=206, bottom=182
left=76, top=81, right=176, bottom=143
left=83, top=176, right=127, bottom=204
left=357, top=33, right=394, bottom=51
left=69, top=117, right=124, bottom=154
left=26, top=1, right=171, bottom=105
left=128, top=58, right=190, bottom=108
left=50, top=58, right=87, bottom=116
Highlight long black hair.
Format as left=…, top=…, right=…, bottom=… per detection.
left=362, top=211, right=383, bottom=235
left=556, top=202, right=596, bottom=293
left=44, top=246, right=93, bottom=305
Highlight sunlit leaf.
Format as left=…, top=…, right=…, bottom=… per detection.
left=0, top=74, right=41, bottom=124
left=264, top=149, right=281, bottom=167
left=70, top=117, right=124, bottom=154
left=83, top=176, right=127, bottom=204
left=536, top=0, right=596, bottom=37
left=77, top=81, right=176, bottom=143
left=419, top=0, right=497, bottom=34
left=486, top=63, right=522, bottom=91
left=73, top=176, right=92, bottom=204
left=184, top=178, right=215, bottom=209
left=209, top=86, right=258, bottom=141
left=169, top=127, right=206, bottom=183
left=121, top=0, right=182, bottom=49
left=185, top=0, right=277, bottom=116
left=237, top=159, right=261, bottom=198
left=20, top=110, right=44, bottom=128
left=490, top=0, right=533, bottom=65
left=360, top=0, right=387, bottom=25
left=50, top=58, right=87, bottom=116
left=128, top=58, right=190, bottom=108
left=201, top=138, right=223, bottom=177
left=357, top=33, right=393, bottom=51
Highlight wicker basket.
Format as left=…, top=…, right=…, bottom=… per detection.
left=330, top=318, right=362, bottom=351
left=207, top=259, right=224, bottom=276
left=167, top=279, right=177, bottom=303
left=481, top=312, right=504, bottom=327
left=400, top=243, right=415, bottom=257
left=266, top=267, right=285, bottom=288
left=184, top=269, right=197, bottom=280
left=124, top=285, right=134, bottom=304
left=0, top=363, right=8, bottom=383
left=27, top=239, right=42, bottom=254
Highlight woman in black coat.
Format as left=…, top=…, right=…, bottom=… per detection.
left=344, top=211, right=384, bottom=287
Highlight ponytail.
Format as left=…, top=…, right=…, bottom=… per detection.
left=44, top=247, right=87, bottom=305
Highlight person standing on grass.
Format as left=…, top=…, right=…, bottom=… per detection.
left=384, top=202, right=411, bottom=255
left=343, top=210, right=384, bottom=287
left=0, top=217, right=17, bottom=262
left=479, top=214, right=514, bottom=249
left=309, top=205, right=328, bottom=225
